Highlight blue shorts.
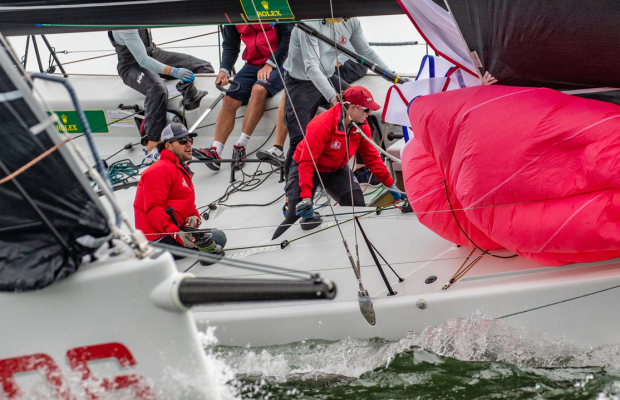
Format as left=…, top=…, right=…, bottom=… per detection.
left=227, top=64, right=285, bottom=105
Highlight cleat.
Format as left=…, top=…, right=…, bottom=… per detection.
left=354, top=166, right=381, bottom=187
left=192, top=147, right=221, bottom=171
left=232, top=145, right=246, bottom=170
left=257, top=146, right=285, bottom=164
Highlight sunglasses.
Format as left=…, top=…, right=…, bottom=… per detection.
left=169, top=136, right=193, bottom=145
left=355, top=105, right=372, bottom=114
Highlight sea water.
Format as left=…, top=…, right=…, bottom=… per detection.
left=208, top=315, right=620, bottom=399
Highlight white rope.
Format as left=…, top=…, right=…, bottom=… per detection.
left=350, top=121, right=402, bottom=163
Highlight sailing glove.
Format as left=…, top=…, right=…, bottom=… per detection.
left=388, top=184, right=406, bottom=202
left=185, top=216, right=200, bottom=228
left=296, top=198, right=315, bottom=219
left=177, top=231, right=196, bottom=248
left=171, top=67, right=195, bottom=82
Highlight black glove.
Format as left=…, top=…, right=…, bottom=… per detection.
left=295, top=198, right=315, bottom=219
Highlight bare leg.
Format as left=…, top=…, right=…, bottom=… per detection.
left=214, top=96, right=243, bottom=144
left=239, top=85, right=269, bottom=136
left=274, top=93, right=288, bottom=147
left=147, top=140, right=158, bottom=152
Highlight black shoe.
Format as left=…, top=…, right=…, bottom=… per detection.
left=354, top=166, right=381, bottom=187
left=232, top=145, right=246, bottom=170
left=176, top=81, right=206, bottom=111
left=300, top=212, right=323, bottom=231
left=192, top=147, right=221, bottom=171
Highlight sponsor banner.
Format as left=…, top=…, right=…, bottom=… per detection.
left=240, top=0, right=295, bottom=21
left=48, top=110, right=108, bottom=133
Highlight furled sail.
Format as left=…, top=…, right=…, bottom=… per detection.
left=0, top=0, right=404, bottom=36
left=0, top=38, right=111, bottom=291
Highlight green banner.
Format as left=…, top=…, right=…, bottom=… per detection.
left=47, top=110, right=108, bottom=134
left=240, top=0, right=295, bottom=21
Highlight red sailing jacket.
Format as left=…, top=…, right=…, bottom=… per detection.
left=293, top=104, right=395, bottom=199
left=134, top=149, right=200, bottom=243
left=236, top=24, right=279, bottom=67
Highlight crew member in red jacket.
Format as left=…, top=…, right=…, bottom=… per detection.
left=272, top=86, right=406, bottom=239
left=194, top=23, right=293, bottom=171
left=134, top=123, right=226, bottom=259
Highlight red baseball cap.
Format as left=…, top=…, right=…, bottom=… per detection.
left=342, top=86, right=381, bottom=111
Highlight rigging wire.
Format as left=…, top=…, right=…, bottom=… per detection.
left=59, top=31, right=219, bottom=66
left=248, top=6, right=360, bottom=278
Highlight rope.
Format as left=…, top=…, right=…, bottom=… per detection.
left=60, top=31, right=218, bottom=66
left=444, top=179, right=518, bottom=259
left=249, top=6, right=354, bottom=264
left=496, top=283, right=620, bottom=320
left=368, top=41, right=420, bottom=46
left=0, top=137, right=71, bottom=186
left=442, top=248, right=483, bottom=290
left=107, top=159, right=145, bottom=185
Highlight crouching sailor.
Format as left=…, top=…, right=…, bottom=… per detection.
left=134, top=123, right=226, bottom=264
left=272, top=86, right=405, bottom=240
left=109, top=29, right=214, bottom=164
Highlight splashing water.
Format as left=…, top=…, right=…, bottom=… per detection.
left=210, top=314, right=620, bottom=399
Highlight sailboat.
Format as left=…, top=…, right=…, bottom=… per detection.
left=1, top=1, right=620, bottom=396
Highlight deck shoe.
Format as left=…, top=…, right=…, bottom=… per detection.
left=176, top=80, right=206, bottom=111
left=192, top=147, right=221, bottom=171
left=257, top=145, right=285, bottom=164
left=143, top=147, right=160, bottom=165
left=300, top=212, right=322, bottom=231
left=232, top=145, right=246, bottom=170
left=354, top=166, right=381, bottom=187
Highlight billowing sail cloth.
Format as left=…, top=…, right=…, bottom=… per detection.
left=0, top=40, right=111, bottom=291
left=402, top=85, right=620, bottom=266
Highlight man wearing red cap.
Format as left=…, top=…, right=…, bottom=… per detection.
left=272, top=86, right=405, bottom=239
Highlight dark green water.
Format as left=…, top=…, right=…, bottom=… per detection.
left=210, top=316, right=620, bottom=399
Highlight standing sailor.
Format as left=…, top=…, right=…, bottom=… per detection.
left=277, top=18, right=398, bottom=178
left=193, top=23, right=293, bottom=171
left=272, top=86, right=405, bottom=239
left=109, top=29, right=214, bottom=163
left=335, top=42, right=369, bottom=84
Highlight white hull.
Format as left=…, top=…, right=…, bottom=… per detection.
left=0, top=242, right=226, bottom=399
left=33, top=74, right=620, bottom=352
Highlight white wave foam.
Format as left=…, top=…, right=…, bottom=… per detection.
left=214, top=313, right=620, bottom=383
